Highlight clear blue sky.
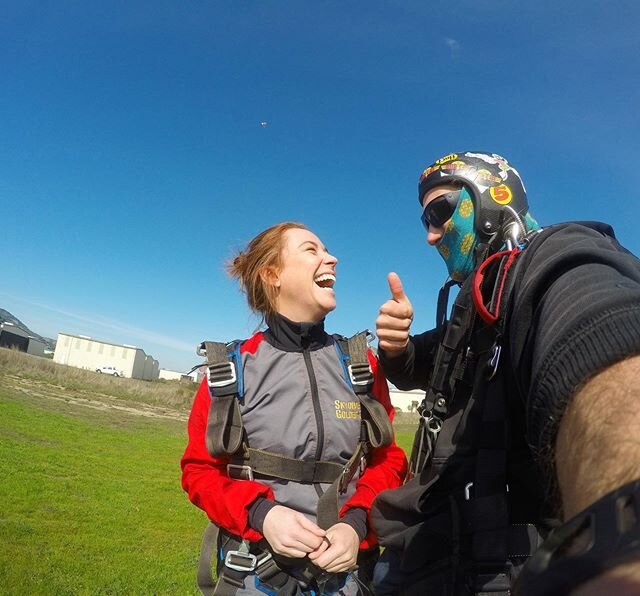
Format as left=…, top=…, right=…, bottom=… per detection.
left=2, top=1, right=639, bottom=372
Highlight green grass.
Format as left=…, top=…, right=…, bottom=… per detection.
left=0, top=348, right=418, bottom=594
left=394, top=429, right=416, bottom=457
left=0, top=388, right=205, bottom=595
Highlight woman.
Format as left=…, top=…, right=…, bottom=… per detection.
left=181, top=222, right=407, bottom=595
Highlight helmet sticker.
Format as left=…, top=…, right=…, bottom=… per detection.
left=465, top=152, right=513, bottom=180
left=476, top=168, right=502, bottom=185
left=489, top=184, right=513, bottom=205
left=435, top=153, right=458, bottom=165
left=440, top=160, right=467, bottom=172
left=420, top=164, right=440, bottom=181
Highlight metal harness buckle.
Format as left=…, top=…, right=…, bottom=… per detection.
left=227, top=464, right=254, bottom=481
left=207, top=361, right=237, bottom=388
left=338, top=453, right=367, bottom=494
left=464, top=481, right=509, bottom=500
left=347, top=363, right=373, bottom=386
left=224, top=550, right=257, bottom=572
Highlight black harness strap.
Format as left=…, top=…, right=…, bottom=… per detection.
left=344, top=332, right=393, bottom=449
left=465, top=250, right=523, bottom=594
left=201, top=341, right=245, bottom=458
left=235, top=448, right=344, bottom=484
left=197, top=522, right=220, bottom=596
left=316, top=331, right=393, bottom=529
left=409, top=281, right=478, bottom=478
left=316, top=441, right=367, bottom=529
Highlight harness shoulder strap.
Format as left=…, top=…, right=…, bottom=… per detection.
left=333, top=331, right=393, bottom=449
left=199, top=340, right=245, bottom=457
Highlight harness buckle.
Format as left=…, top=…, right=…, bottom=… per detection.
left=227, top=464, right=254, bottom=481
left=255, top=550, right=273, bottom=570
left=339, top=453, right=367, bottom=494
left=464, top=481, right=509, bottom=500
left=486, top=343, right=502, bottom=380
left=207, top=361, right=237, bottom=388
left=224, top=550, right=258, bottom=572
left=465, top=482, right=474, bottom=500
left=347, top=363, right=373, bottom=386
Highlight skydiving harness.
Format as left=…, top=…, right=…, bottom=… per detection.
left=403, top=243, right=547, bottom=595
left=195, top=331, right=393, bottom=595
left=408, top=245, right=523, bottom=480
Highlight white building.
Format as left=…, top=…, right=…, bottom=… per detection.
left=388, top=387, right=425, bottom=413
left=159, top=368, right=203, bottom=383
left=53, top=333, right=159, bottom=380
left=0, top=322, right=46, bottom=357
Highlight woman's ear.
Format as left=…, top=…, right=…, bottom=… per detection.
left=260, top=266, right=280, bottom=288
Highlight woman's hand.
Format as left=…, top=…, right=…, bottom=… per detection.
left=262, top=505, right=326, bottom=558
left=308, top=523, right=359, bottom=573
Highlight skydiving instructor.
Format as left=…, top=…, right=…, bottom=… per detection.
left=370, top=152, right=640, bottom=595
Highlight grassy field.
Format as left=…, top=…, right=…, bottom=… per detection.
left=0, top=348, right=417, bottom=594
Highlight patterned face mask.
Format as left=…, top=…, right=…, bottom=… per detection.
left=435, top=187, right=478, bottom=283
left=434, top=187, right=541, bottom=283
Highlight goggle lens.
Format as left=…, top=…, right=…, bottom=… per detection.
left=421, top=190, right=462, bottom=230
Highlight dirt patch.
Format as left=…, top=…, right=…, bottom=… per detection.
left=1, top=373, right=188, bottom=421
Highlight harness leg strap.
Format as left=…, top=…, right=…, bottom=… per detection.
left=197, top=523, right=220, bottom=596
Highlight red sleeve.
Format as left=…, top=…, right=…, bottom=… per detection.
left=180, top=378, right=275, bottom=542
left=340, top=350, right=408, bottom=548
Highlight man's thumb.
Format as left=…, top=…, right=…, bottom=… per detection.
left=388, top=272, right=407, bottom=303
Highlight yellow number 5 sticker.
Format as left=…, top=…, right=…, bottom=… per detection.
left=490, top=184, right=513, bottom=205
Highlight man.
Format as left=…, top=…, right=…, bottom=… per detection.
left=370, top=151, right=640, bottom=595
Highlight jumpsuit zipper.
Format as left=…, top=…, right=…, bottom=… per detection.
left=302, top=347, right=326, bottom=497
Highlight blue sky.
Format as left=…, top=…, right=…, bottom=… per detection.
left=2, top=1, right=639, bottom=372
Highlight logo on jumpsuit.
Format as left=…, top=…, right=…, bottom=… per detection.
left=334, top=400, right=361, bottom=420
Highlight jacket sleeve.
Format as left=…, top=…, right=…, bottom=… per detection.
left=340, top=350, right=408, bottom=548
left=180, top=378, right=275, bottom=542
left=378, top=328, right=440, bottom=390
left=507, top=223, right=640, bottom=459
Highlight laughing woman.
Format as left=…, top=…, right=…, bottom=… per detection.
left=181, top=222, right=407, bottom=595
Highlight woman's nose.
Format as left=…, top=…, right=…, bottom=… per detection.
left=325, top=251, right=338, bottom=265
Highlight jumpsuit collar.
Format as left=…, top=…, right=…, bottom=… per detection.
left=264, top=312, right=328, bottom=352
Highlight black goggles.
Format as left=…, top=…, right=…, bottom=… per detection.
left=420, top=190, right=462, bottom=230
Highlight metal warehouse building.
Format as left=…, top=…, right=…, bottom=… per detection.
left=0, top=322, right=46, bottom=356
left=53, top=333, right=159, bottom=380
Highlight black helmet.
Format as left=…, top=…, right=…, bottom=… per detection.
left=418, top=152, right=529, bottom=241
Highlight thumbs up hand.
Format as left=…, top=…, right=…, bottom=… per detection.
left=376, top=272, right=414, bottom=356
